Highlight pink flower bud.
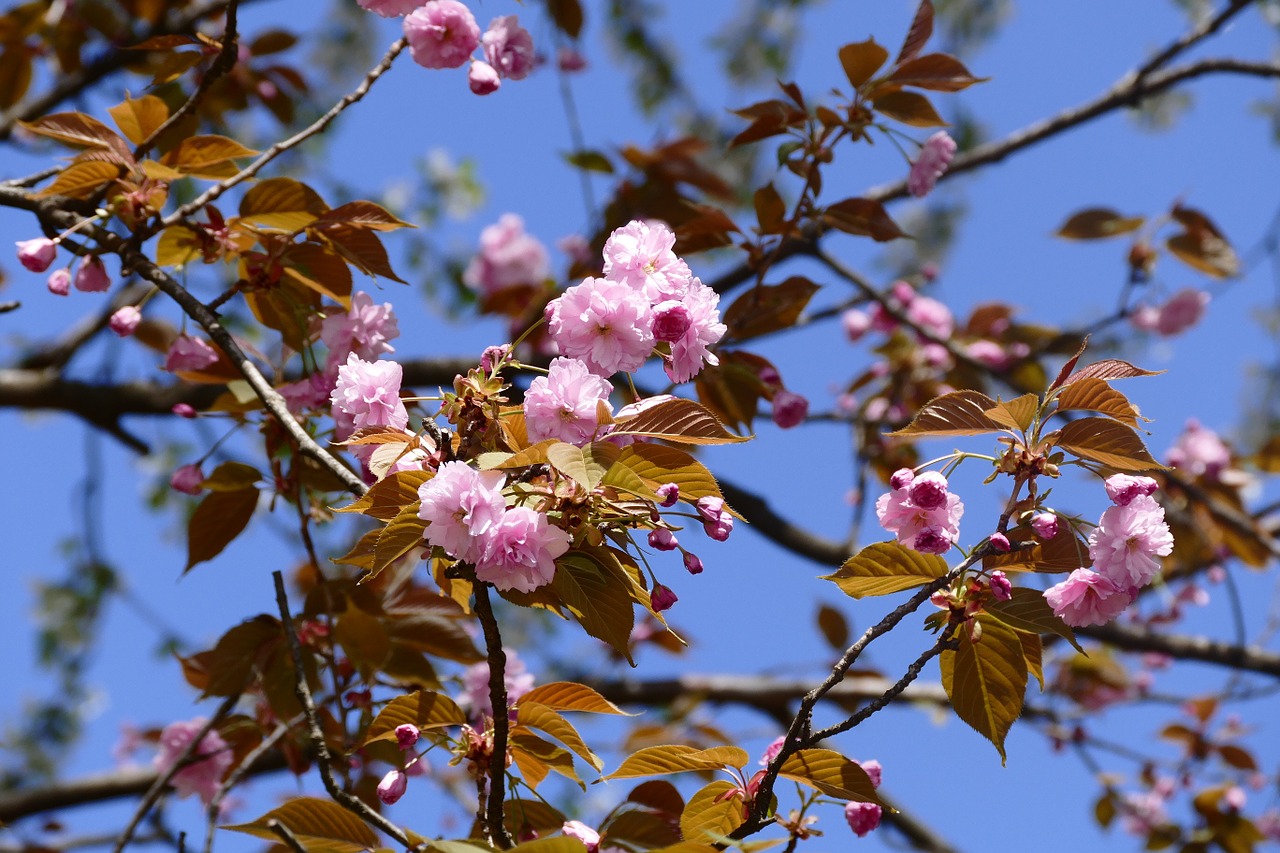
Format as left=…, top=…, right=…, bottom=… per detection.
left=557, top=46, right=587, bottom=72
left=757, top=365, right=782, bottom=388
left=1031, top=512, right=1059, bottom=539
left=480, top=344, right=509, bottom=373
left=650, top=583, right=678, bottom=612
left=377, top=769, right=408, bottom=804
left=990, top=570, right=1012, bottom=600
left=683, top=552, right=704, bottom=575
left=651, top=300, right=692, bottom=342
left=912, top=527, right=952, bottom=555
left=891, top=280, right=916, bottom=305
left=17, top=238, right=57, bottom=272
left=47, top=268, right=71, bottom=296
left=172, top=403, right=198, bottom=418
left=771, top=390, right=809, bottom=429
left=562, top=821, right=600, bottom=853
left=907, top=131, right=956, bottom=198
left=1103, top=473, right=1159, bottom=507
left=170, top=463, right=204, bottom=495
left=907, top=471, right=949, bottom=510
left=468, top=60, right=501, bottom=95
left=989, top=534, right=1011, bottom=554
left=889, top=468, right=915, bottom=490
left=656, top=483, right=679, bottom=507
left=648, top=528, right=678, bottom=551
left=109, top=306, right=141, bottom=337
left=164, top=335, right=219, bottom=372
left=73, top=255, right=110, bottom=292
left=395, top=724, right=420, bottom=750
left=845, top=801, right=882, bottom=837
left=857, top=759, right=883, bottom=788
left=759, top=735, right=785, bottom=766
left=842, top=309, right=871, bottom=341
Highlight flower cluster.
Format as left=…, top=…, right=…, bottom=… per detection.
left=844, top=758, right=884, bottom=837
left=1043, top=474, right=1174, bottom=627
left=545, top=220, right=726, bottom=381
left=875, top=469, right=964, bottom=554
left=463, top=214, right=549, bottom=298
left=1130, top=288, right=1209, bottom=337
left=907, top=131, right=956, bottom=198
left=154, top=719, right=233, bottom=806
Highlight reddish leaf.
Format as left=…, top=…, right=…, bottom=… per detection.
left=872, top=90, right=948, bottom=127
left=19, top=111, right=131, bottom=156
left=36, top=161, right=123, bottom=199
left=822, top=197, right=907, bottom=242
left=186, top=487, right=258, bottom=571
left=885, top=53, right=985, bottom=92
left=895, top=0, right=935, bottom=65
left=546, top=0, right=584, bottom=37
left=312, top=200, right=412, bottom=231
left=722, top=277, right=819, bottom=342
left=1054, top=378, right=1143, bottom=426
left=1052, top=418, right=1164, bottom=471
left=889, top=389, right=1004, bottom=437
left=1063, top=358, right=1162, bottom=385
left=838, top=39, right=889, bottom=89
left=753, top=182, right=786, bottom=234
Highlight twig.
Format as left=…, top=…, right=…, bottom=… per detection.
left=202, top=722, right=293, bottom=853
left=1075, top=622, right=1280, bottom=676
left=155, top=37, right=407, bottom=233
left=272, top=570, right=412, bottom=849
left=1130, top=0, right=1253, bottom=82
left=471, top=580, right=515, bottom=850
left=109, top=696, right=238, bottom=853
left=265, top=820, right=307, bottom=853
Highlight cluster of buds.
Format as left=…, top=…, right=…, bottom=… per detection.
left=930, top=571, right=1011, bottom=643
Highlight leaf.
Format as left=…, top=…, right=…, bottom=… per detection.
left=611, top=397, right=749, bottom=445
left=563, top=149, right=613, bottom=173
left=1217, top=744, right=1258, bottom=772
left=0, top=45, right=33, bottom=110
left=312, top=200, right=413, bottom=231
left=186, top=487, right=257, bottom=571
left=1054, top=208, right=1145, bottom=240
left=546, top=0, right=584, bottom=38
left=509, top=839, right=591, bottom=853
left=107, top=95, right=170, bottom=145
left=336, top=469, right=431, bottom=521
left=1166, top=232, right=1239, bottom=279
left=1052, top=417, right=1164, bottom=471
left=520, top=681, right=631, bottom=715
left=939, top=616, right=1027, bottom=763
left=553, top=552, right=636, bottom=664
left=319, top=226, right=406, bottom=283
left=778, top=748, right=881, bottom=802
left=822, top=197, right=908, bottom=242
left=239, top=177, right=329, bottom=229
left=547, top=441, right=621, bottom=491
left=333, top=606, right=389, bottom=674
left=872, top=90, right=947, bottom=127
left=984, top=587, right=1083, bottom=652
left=752, top=182, right=786, bottom=234
left=36, top=160, right=122, bottom=199
left=504, top=799, right=568, bottom=839
left=517, top=701, right=603, bottom=771
left=1021, top=631, right=1045, bottom=691
left=603, top=745, right=749, bottom=780
left=984, top=394, right=1039, bottom=432
left=201, top=461, right=262, bottom=491
left=609, top=444, right=725, bottom=504
left=601, top=810, right=681, bottom=850
left=984, top=526, right=1092, bottom=573
left=362, top=691, right=467, bottom=745
left=884, top=53, right=985, bottom=92
left=889, top=389, right=1004, bottom=437
left=1054, top=378, right=1142, bottom=426
left=224, top=797, right=380, bottom=853
left=673, top=204, right=741, bottom=253
left=370, top=505, right=427, bottom=581
left=510, top=729, right=583, bottom=789
left=816, top=604, right=850, bottom=650
left=822, top=541, right=949, bottom=599
left=679, top=782, right=744, bottom=844
left=895, top=0, right=934, bottom=65
left=19, top=112, right=130, bottom=154
left=838, top=39, right=888, bottom=89
left=155, top=225, right=203, bottom=267
left=282, top=243, right=353, bottom=306
left=722, top=277, right=819, bottom=342
left=1063, top=358, right=1162, bottom=385
left=161, top=135, right=257, bottom=176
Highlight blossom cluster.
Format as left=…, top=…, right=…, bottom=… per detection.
left=153, top=718, right=233, bottom=806
left=545, top=219, right=727, bottom=382
left=875, top=468, right=964, bottom=554
left=1043, top=474, right=1174, bottom=627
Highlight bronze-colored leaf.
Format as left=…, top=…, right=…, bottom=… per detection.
left=312, top=200, right=413, bottom=232
left=895, top=0, right=934, bottom=65
left=723, top=277, right=819, bottom=342
left=1166, top=232, right=1239, bottom=280
left=239, top=176, right=329, bottom=228
left=0, top=45, right=33, bottom=110
left=185, top=487, right=257, bottom=571
left=36, top=160, right=123, bottom=199
left=609, top=444, right=725, bottom=505
left=107, top=95, right=170, bottom=145
left=546, top=0, right=584, bottom=37
left=362, top=691, right=467, bottom=745
left=889, top=389, right=1004, bottom=436
left=939, top=616, right=1027, bottom=763
left=161, top=134, right=257, bottom=176
left=563, top=149, right=614, bottom=173
left=680, top=782, right=744, bottom=844
left=282, top=243, right=353, bottom=307
left=752, top=182, right=786, bottom=234
left=822, top=197, right=908, bottom=242
left=822, top=541, right=949, bottom=599
left=517, top=701, right=603, bottom=771
left=19, top=111, right=130, bottom=155
left=604, top=745, right=748, bottom=781
left=778, top=748, right=882, bottom=803
left=521, top=681, right=632, bottom=715
left=984, top=587, right=1083, bottom=652
left=1063, top=358, right=1162, bottom=385
left=368, top=504, right=426, bottom=581
left=611, top=397, right=749, bottom=445
left=553, top=551, right=636, bottom=664
left=336, top=469, right=432, bottom=521
left=1054, top=378, right=1142, bottom=426
left=839, top=38, right=889, bottom=89
left=984, top=393, right=1039, bottom=433
left=1052, top=417, right=1164, bottom=471
left=1054, top=208, right=1145, bottom=240
left=224, top=798, right=379, bottom=852
left=872, top=90, right=947, bottom=127
left=884, top=53, right=985, bottom=92
left=816, top=604, right=850, bottom=650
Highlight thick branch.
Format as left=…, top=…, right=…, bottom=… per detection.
left=717, top=477, right=850, bottom=566
left=1076, top=622, right=1280, bottom=677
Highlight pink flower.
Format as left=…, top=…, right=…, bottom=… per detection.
left=108, top=306, right=141, bottom=337
left=989, top=534, right=1011, bottom=554
left=664, top=279, right=726, bottom=383
left=650, top=583, right=678, bottom=612
left=1104, top=474, right=1159, bottom=507
left=318, top=291, right=399, bottom=369
left=16, top=238, right=56, bottom=272
left=475, top=506, right=570, bottom=592
left=844, top=801, right=882, bottom=837
left=907, top=131, right=956, bottom=198
left=601, top=219, right=692, bottom=302
left=562, top=821, right=601, bottom=853
left=683, top=552, right=704, bottom=574
left=989, top=570, right=1013, bottom=599
left=1044, top=569, right=1133, bottom=627
left=1156, top=289, right=1209, bottom=336
left=907, top=471, right=949, bottom=510
left=357, top=0, right=423, bottom=16
left=905, top=294, right=953, bottom=339
left=279, top=372, right=336, bottom=414
left=154, top=719, right=232, bottom=806
left=1166, top=419, right=1231, bottom=479
left=557, top=233, right=592, bottom=265
left=1088, top=494, right=1173, bottom=590
left=771, top=390, right=808, bottom=429
left=463, top=214, right=549, bottom=297
left=651, top=300, right=692, bottom=342
left=966, top=340, right=1009, bottom=369
left=169, top=463, right=204, bottom=495
left=395, top=724, right=420, bottom=750
left=876, top=472, right=963, bottom=553
left=330, top=353, right=409, bottom=434
left=47, top=268, right=71, bottom=295
left=842, top=308, right=871, bottom=341
left=546, top=276, right=655, bottom=376
left=697, top=496, right=734, bottom=542
left=377, top=769, right=408, bottom=804
left=482, top=16, right=535, bottom=80
left=461, top=648, right=535, bottom=718
left=164, top=335, right=219, bottom=372
left=418, top=461, right=507, bottom=564
left=73, top=255, right=110, bottom=292
left=648, top=528, right=678, bottom=551
left=524, top=357, right=614, bottom=446
left=1129, top=304, right=1161, bottom=333
left=889, top=468, right=914, bottom=490
left=656, top=483, right=679, bottom=507
left=480, top=344, right=510, bottom=373
left=404, top=0, right=480, bottom=69
left=468, top=60, right=500, bottom=94
left=759, top=736, right=785, bottom=766
left=1031, top=512, right=1059, bottom=539
left=857, top=759, right=883, bottom=788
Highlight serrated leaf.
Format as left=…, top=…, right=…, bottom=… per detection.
left=1054, top=208, right=1145, bottom=240
left=186, top=487, right=257, bottom=571
left=939, top=616, right=1027, bottom=763
left=1063, top=358, right=1162, bottom=385
left=362, top=691, right=466, bottom=745
left=312, top=200, right=413, bottom=232
left=161, top=134, right=257, bottom=176
left=601, top=809, right=681, bottom=850
left=872, top=90, right=947, bottom=127
left=722, top=277, right=819, bottom=342
left=37, top=161, right=122, bottom=199
left=224, top=797, right=379, bottom=852
left=822, top=197, right=908, bottom=242
left=895, top=0, right=934, bottom=65
left=333, top=606, right=389, bottom=674
left=370, top=504, right=427, bottom=581
left=239, top=177, right=329, bottom=228
left=553, top=551, right=635, bottom=664
left=107, top=95, right=169, bottom=145
left=611, top=397, right=749, bottom=445
left=603, top=745, right=749, bottom=780
left=547, top=441, right=621, bottom=491
left=984, top=587, right=1083, bottom=652
left=610, top=444, right=725, bottom=504
left=890, top=389, right=1004, bottom=437
left=984, top=393, right=1039, bottom=432
left=319, top=226, right=407, bottom=283
left=510, top=729, right=583, bottom=789
left=20, top=111, right=130, bottom=154
left=884, top=53, right=985, bottom=91
left=679, top=782, right=744, bottom=844
left=1021, top=631, right=1044, bottom=691
left=517, top=701, right=603, bottom=771
left=984, top=526, right=1092, bottom=573
left=1053, top=417, right=1163, bottom=471
left=521, top=681, right=632, bottom=715
left=1054, top=378, right=1142, bottom=426
left=838, top=39, right=888, bottom=89
left=822, top=541, right=949, bottom=599
left=336, top=469, right=432, bottom=521
left=282, top=243, right=353, bottom=307
left=778, top=749, right=881, bottom=802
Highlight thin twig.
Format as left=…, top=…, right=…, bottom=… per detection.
left=202, top=722, right=293, bottom=853
left=471, top=580, right=514, bottom=850
left=265, top=820, right=307, bottom=853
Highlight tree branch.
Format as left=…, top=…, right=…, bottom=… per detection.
left=1076, top=622, right=1280, bottom=677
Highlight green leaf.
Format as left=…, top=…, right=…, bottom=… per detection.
left=679, top=782, right=744, bottom=845
left=1052, top=417, right=1164, bottom=471
left=1054, top=207, right=1145, bottom=240
left=552, top=551, right=636, bottom=664
left=224, top=797, right=379, bottom=852
left=778, top=748, right=882, bottom=802
left=520, top=681, right=632, bottom=715
left=547, top=441, right=621, bottom=491
left=940, top=616, right=1027, bottom=763
left=604, top=745, right=749, bottom=781
left=186, top=487, right=257, bottom=571
left=822, top=541, right=949, bottom=599
left=362, top=690, right=467, bottom=745
left=984, top=587, right=1083, bottom=652
left=838, top=39, right=888, bottom=89
left=889, top=389, right=1004, bottom=437
left=610, top=397, right=750, bottom=445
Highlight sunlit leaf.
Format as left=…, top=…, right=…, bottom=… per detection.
left=1063, top=358, right=1162, bottom=385
left=553, top=551, right=636, bottom=664
left=161, top=134, right=257, bottom=177
left=107, top=95, right=170, bottom=145
left=603, top=745, right=749, bottom=780
left=838, top=39, right=888, bottom=89
left=36, top=160, right=123, bottom=199
left=610, top=444, right=726, bottom=505
left=940, top=616, right=1027, bottom=763
left=312, top=200, right=413, bottom=231
left=19, top=111, right=130, bottom=154
left=1052, top=417, right=1164, bottom=471
left=547, top=441, right=621, bottom=491
left=336, top=469, right=431, bottom=521
left=722, top=277, right=819, bottom=342
left=983, top=587, right=1083, bottom=652
left=239, top=177, right=329, bottom=229
left=1054, top=378, right=1142, bottom=426
left=822, top=541, right=949, bottom=599
left=362, top=691, right=467, bottom=745
left=517, top=701, right=604, bottom=771
left=369, top=504, right=427, bottom=581
left=752, top=182, right=786, bottom=234
left=563, top=149, right=613, bottom=173
left=679, top=782, right=744, bottom=844
left=521, top=681, right=632, bottom=715
left=611, top=397, right=749, bottom=445
left=778, top=749, right=882, bottom=802
left=225, top=797, right=380, bottom=853
left=984, top=393, right=1039, bottom=432
left=511, top=729, right=583, bottom=789
left=872, top=90, right=947, bottom=127
left=282, top=243, right=353, bottom=307
left=890, top=389, right=1004, bottom=437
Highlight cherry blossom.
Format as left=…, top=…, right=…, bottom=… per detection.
left=546, top=276, right=655, bottom=376
left=417, top=461, right=507, bottom=564
left=404, top=0, right=480, bottom=69
left=1089, top=494, right=1173, bottom=590
left=907, top=131, right=956, bottom=198
left=523, top=357, right=614, bottom=446
left=463, top=214, right=549, bottom=296
left=164, top=335, right=219, bottom=372
left=16, top=237, right=56, bottom=272
left=474, top=505, right=571, bottom=592
left=154, top=719, right=232, bottom=806
left=1044, top=569, right=1133, bottom=627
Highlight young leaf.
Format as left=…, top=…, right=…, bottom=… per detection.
left=816, top=604, right=850, bottom=650
left=884, top=53, right=985, bottom=91
left=603, top=745, right=749, bottom=780
left=520, top=681, right=632, bottom=715
left=610, top=397, right=749, bottom=445
left=871, top=90, right=948, bottom=127
left=362, top=690, right=467, bottom=745
left=19, top=111, right=131, bottom=155
left=822, top=541, right=949, bottom=599
left=1054, top=378, right=1142, bottom=426
left=510, top=729, right=583, bottom=789
left=889, top=389, right=1004, bottom=437
left=546, top=0, right=584, bottom=37
left=1021, top=631, right=1045, bottom=691
left=680, top=782, right=745, bottom=843
left=186, top=486, right=257, bottom=571
left=610, top=444, right=726, bottom=504
left=553, top=552, right=636, bottom=665
left=1063, top=358, right=1162, bottom=385
left=1052, top=418, right=1163, bottom=471
left=940, top=616, right=1027, bottom=763
left=282, top=243, right=353, bottom=307
left=722, top=277, right=820, bottom=342
left=160, top=134, right=257, bottom=176
left=1054, top=208, right=1144, bottom=240
left=312, top=200, right=413, bottom=231
left=239, top=177, right=329, bottom=229
left=504, top=799, right=568, bottom=839
left=895, top=0, right=934, bottom=66
left=983, top=587, right=1083, bottom=652
left=778, top=749, right=882, bottom=802
left=108, top=95, right=171, bottom=145
left=517, top=700, right=604, bottom=771
left=600, top=809, right=681, bottom=850
left=984, top=526, right=1092, bottom=573
left=335, top=468, right=431, bottom=521
left=1167, top=204, right=1239, bottom=279
left=224, top=797, right=379, bottom=852
left=752, top=182, right=786, bottom=234
left=36, top=161, right=123, bottom=199
left=838, top=39, right=889, bottom=89
left=822, top=197, right=908, bottom=242
left=984, top=393, right=1039, bottom=432
left=563, top=149, right=614, bottom=173
left=370, top=504, right=427, bottom=580
left=547, top=441, right=621, bottom=491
